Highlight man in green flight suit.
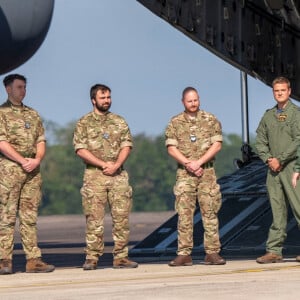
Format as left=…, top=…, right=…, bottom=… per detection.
left=255, top=76, right=300, bottom=263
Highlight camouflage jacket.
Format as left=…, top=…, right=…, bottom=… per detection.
left=0, top=100, right=45, bottom=157
left=165, top=110, right=222, bottom=160
left=73, top=111, right=132, bottom=162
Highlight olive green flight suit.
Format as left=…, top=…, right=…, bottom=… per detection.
left=256, top=100, right=300, bottom=255
left=294, top=147, right=300, bottom=172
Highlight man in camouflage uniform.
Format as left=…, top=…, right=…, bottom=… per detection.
left=256, top=76, right=300, bottom=264
left=165, top=86, right=226, bottom=266
left=73, top=83, right=138, bottom=270
left=0, top=74, right=55, bottom=275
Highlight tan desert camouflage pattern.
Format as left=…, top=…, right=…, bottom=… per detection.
left=80, top=169, right=132, bottom=260
left=73, top=111, right=133, bottom=260
left=0, top=101, right=45, bottom=260
left=0, top=101, right=45, bottom=157
left=165, top=110, right=223, bottom=255
left=174, top=168, right=222, bottom=255
left=165, top=110, right=222, bottom=159
left=73, top=111, right=133, bottom=160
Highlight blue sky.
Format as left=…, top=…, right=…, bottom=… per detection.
left=0, top=0, right=290, bottom=137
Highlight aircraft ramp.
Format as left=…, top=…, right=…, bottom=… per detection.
left=130, top=158, right=300, bottom=258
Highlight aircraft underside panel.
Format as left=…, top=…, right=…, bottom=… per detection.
left=137, top=0, right=300, bottom=100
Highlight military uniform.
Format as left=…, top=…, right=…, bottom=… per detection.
left=165, top=110, right=223, bottom=255
left=0, top=100, right=45, bottom=260
left=294, top=146, right=300, bottom=172
left=73, top=111, right=133, bottom=261
left=256, top=100, right=300, bottom=256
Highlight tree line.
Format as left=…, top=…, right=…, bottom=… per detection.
left=40, top=121, right=250, bottom=215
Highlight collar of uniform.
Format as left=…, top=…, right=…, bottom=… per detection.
left=2, top=99, right=24, bottom=108
left=275, top=99, right=291, bottom=112
left=183, top=110, right=200, bottom=121
left=92, top=111, right=110, bottom=120
left=5, top=99, right=27, bottom=111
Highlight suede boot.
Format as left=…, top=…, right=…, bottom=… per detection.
left=26, top=258, right=55, bottom=273
left=113, top=257, right=138, bottom=269
left=0, top=259, right=12, bottom=275
left=83, top=259, right=98, bottom=270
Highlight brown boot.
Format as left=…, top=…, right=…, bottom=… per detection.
left=168, top=255, right=193, bottom=267
left=204, top=253, right=226, bottom=265
left=296, top=255, right=300, bottom=262
left=256, top=252, right=283, bottom=264
left=0, top=259, right=12, bottom=275
left=83, top=259, right=98, bottom=270
left=26, top=258, right=55, bottom=273
left=113, top=257, right=138, bottom=269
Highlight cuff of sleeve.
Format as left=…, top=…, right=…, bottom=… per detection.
left=165, top=138, right=178, bottom=147
left=74, top=144, right=87, bottom=152
left=120, top=141, right=133, bottom=148
left=276, top=156, right=283, bottom=165
left=211, top=135, right=223, bottom=143
left=261, top=155, right=270, bottom=164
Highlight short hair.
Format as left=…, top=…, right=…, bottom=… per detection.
left=3, top=74, right=26, bottom=87
left=272, top=76, right=290, bottom=88
left=182, top=86, right=198, bottom=100
left=90, top=84, right=111, bottom=100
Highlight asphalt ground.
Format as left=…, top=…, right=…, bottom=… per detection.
left=1, top=212, right=300, bottom=299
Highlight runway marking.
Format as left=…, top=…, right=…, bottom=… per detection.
left=1, top=264, right=300, bottom=290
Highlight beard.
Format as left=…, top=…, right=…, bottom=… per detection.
left=95, top=102, right=111, bottom=112
left=186, top=106, right=199, bottom=113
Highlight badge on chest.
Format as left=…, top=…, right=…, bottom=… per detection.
left=277, top=113, right=287, bottom=122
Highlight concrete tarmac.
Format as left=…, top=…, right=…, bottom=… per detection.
left=2, top=212, right=300, bottom=299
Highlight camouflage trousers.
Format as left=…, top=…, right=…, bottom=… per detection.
left=174, top=167, right=222, bottom=255
left=81, top=168, right=133, bottom=260
left=0, top=159, right=42, bottom=260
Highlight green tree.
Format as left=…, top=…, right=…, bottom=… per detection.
left=40, top=121, right=84, bottom=214
left=126, top=134, right=177, bottom=211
